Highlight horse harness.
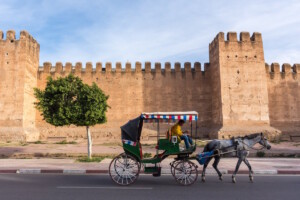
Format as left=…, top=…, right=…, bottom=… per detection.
left=217, top=137, right=245, bottom=153
left=216, top=136, right=266, bottom=157
left=196, top=135, right=267, bottom=161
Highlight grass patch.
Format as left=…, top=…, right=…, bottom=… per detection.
left=33, top=140, right=45, bottom=144
left=141, top=143, right=156, bottom=147
left=76, top=156, right=105, bottom=163
left=143, top=153, right=152, bottom=158
left=68, top=141, right=77, bottom=144
left=55, top=140, right=77, bottom=145
left=270, top=140, right=281, bottom=144
left=273, top=153, right=297, bottom=158
left=95, top=142, right=121, bottom=146
left=196, top=140, right=208, bottom=148
left=19, top=142, right=28, bottom=146
left=256, top=151, right=265, bottom=157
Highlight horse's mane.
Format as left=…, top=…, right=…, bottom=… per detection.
left=241, top=133, right=261, bottom=140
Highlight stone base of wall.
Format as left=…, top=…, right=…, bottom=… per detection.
left=2, top=124, right=298, bottom=142
left=0, top=127, right=40, bottom=142
left=37, top=123, right=159, bottom=142
left=270, top=126, right=300, bottom=142
left=208, top=125, right=282, bottom=141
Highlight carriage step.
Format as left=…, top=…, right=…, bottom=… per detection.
left=144, top=166, right=161, bottom=174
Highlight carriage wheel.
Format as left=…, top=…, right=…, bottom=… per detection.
left=109, top=153, right=140, bottom=186
left=170, top=160, right=180, bottom=176
left=173, top=160, right=198, bottom=186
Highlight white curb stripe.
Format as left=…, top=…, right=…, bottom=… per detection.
left=253, top=170, right=278, bottom=174
left=63, top=169, right=86, bottom=174
left=203, top=169, right=228, bottom=174
left=18, top=169, right=41, bottom=174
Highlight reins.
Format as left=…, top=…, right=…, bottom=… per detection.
left=240, top=140, right=266, bottom=151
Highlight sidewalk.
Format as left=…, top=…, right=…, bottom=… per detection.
left=0, top=141, right=299, bottom=175
left=0, top=158, right=299, bottom=175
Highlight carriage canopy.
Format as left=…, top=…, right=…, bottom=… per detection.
left=121, top=111, right=198, bottom=143
left=121, top=116, right=143, bottom=142
left=141, top=111, right=198, bottom=121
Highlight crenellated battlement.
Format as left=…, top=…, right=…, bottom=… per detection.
left=266, top=63, right=300, bottom=74
left=0, top=30, right=39, bottom=47
left=38, top=61, right=208, bottom=74
left=209, top=32, right=262, bottom=51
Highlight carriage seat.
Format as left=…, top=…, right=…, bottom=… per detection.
left=166, top=129, right=172, bottom=140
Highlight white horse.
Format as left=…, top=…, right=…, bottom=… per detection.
left=200, top=133, right=271, bottom=183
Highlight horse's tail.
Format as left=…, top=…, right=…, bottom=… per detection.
left=203, top=140, right=219, bottom=153
left=203, top=142, right=209, bottom=153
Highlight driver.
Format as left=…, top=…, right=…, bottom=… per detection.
left=171, top=119, right=193, bottom=149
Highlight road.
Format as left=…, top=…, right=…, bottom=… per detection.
left=0, top=174, right=299, bottom=200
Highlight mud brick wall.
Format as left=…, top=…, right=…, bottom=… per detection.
left=266, top=63, right=300, bottom=136
left=36, top=61, right=212, bottom=139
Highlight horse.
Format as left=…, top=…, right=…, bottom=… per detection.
left=200, top=132, right=271, bottom=183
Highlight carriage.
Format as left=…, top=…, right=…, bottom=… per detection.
left=109, top=111, right=200, bottom=186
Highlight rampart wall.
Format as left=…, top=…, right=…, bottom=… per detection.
left=36, top=62, right=213, bottom=139
left=266, top=63, right=300, bottom=139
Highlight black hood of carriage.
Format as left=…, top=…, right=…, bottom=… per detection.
left=120, top=116, right=143, bottom=142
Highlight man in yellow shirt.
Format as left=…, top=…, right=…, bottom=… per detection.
left=171, top=120, right=193, bottom=149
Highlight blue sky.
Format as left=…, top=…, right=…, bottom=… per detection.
left=1, top=0, right=300, bottom=67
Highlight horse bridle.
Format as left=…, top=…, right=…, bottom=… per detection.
left=240, top=135, right=268, bottom=151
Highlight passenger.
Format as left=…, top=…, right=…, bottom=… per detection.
left=171, top=119, right=193, bottom=149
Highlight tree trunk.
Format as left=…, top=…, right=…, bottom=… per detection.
left=86, top=126, right=92, bottom=159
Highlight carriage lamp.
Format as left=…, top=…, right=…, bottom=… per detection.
left=171, top=136, right=177, bottom=144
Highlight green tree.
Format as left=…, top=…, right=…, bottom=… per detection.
left=34, top=74, right=109, bottom=159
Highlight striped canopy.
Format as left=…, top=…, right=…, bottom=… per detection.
left=141, top=111, right=198, bottom=121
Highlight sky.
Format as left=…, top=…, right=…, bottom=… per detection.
left=1, top=0, right=300, bottom=67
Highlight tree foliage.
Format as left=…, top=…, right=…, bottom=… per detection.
left=34, top=74, right=109, bottom=127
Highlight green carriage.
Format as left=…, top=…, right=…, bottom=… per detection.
left=109, top=111, right=199, bottom=186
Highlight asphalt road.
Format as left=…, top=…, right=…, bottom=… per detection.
left=0, top=174, right=299, bottom=200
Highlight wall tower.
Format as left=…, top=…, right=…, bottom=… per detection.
left=0, top=30, right=40, bottom=141
left=209, top=32, right=273, bottom=138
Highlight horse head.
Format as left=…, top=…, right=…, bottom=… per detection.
left=258, top=132, right=271, bottom=150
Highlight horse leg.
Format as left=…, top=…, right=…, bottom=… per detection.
left=232, top=158, right=242, bottom=183
left=212, top=156, right=223, bottom=181
left=244, top=158, right=254, bottom=182
left=202, top=157, right=212, bottom=182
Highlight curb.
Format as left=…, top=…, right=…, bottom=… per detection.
left=0, top=169, right=299, bottom=175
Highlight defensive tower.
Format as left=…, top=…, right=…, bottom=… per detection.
left=209, top=32, right=272, bottom=138
left=0, top=30, right=40, bottom=141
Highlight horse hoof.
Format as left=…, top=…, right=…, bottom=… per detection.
left=232, top=177, right=236, bottom=183
left=250, top=176, right=253, bottom=182
left=202, top=177, right=206, bottom=182
left=219, top=176, right=223, bottom=181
